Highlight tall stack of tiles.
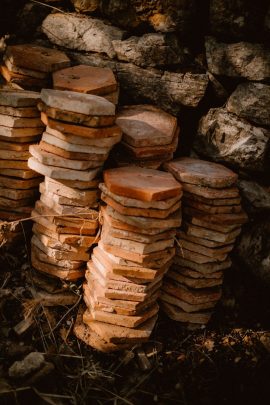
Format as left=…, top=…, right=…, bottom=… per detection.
left=28, top=89, right=122, bottom=282
left=1, top=44, right=70, bottom=90
left=53, top=64, right=119, bottom=105
left=161, top=158, right=248, bottom=326
left=114, top=105, right=179, bottom=169
left=74, top=167, right=182, bottom=352
left=0, top=90, right=44, bottom=224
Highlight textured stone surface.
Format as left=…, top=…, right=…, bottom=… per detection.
left=238, top=180, right=270, bottom=212
left=209, top=0, right=268, bottom=40
left=69, top=52, right=208, bottom=114
left=205, top=36, right=270, bottom=81
left=227, top=82, right=270, bottom=127
left=71, top=0, right=99, bottom=13
left=42, top=13, right=125, bottom=58
left=195, top=108, right=270, bottom=173
left=100, top=0, right=197, bottom=33
left=112, top=33, right=187, bottom=67
left=236, top=219, right=270, bottom=285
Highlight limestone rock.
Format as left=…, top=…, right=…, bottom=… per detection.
left=69, top=52, right=208, bottom=114
left=100, top=0, right=197, bottom=33
left=42, top=13, right=125, bottom=58
left=195, top=108, right=270, bottom=173
left=238, top=179, right=270, bottom=212
left=117, top=63, right=208, bottom=113
left=112, top=33, right=187, bottom=68
left=71, top=0, right=99, bottom=13
left=209, top=0, right=268, bottom=40
left=205, top=36, right=270, bottom=81
left=236, top=219, right=270, bottom=286
left=227, top=82, right=270, bottom=127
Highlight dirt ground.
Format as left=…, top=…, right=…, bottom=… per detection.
left=1, top=239, right=270, bottom=405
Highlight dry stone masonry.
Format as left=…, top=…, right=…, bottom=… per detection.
left=74, top=167, right=182, bottom=351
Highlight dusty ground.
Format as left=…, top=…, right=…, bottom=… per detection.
left=1, top=237, right=270, bottom=405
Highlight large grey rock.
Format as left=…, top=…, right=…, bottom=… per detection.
left=236, top=219, right=270, bottom=286
left=69, top=52, right=208, bottom=114
left=100, top=0, right=197, bottom=33
left=42, top=13, right=125, bottom=58
left=205, top=36, right=270, bottom=81
left=209, top=0, right=268, bottom=40
left=238, top=179, right=270, bottom=212
left=227, top=82, right=270, bottom=127
left=195, top=108, right=270, bottom=173
left=112, top=33, right=188, bottom=68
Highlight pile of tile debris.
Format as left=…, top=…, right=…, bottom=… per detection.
left=1, top=44, right=70, bottom=90
left=28, top=88, right=122, bottom=286
left=74, top=166, right=182, bottom=351
left=53, top=64, right=119, bottom=104
left=0, top=90, right=43, bottom=230
left=161, top=157, right=248, bottom=327
left=113, top=105, right=179, bottom=169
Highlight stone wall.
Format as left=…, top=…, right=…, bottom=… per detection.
left=2, top=0, right=270, bottom=285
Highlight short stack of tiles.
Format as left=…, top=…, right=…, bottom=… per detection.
left=53, top=64, right=119, bottom=104
left=0, top=90, right=44, bottom=222
left=114, top=105, right=179, bottom=169
left=74, top=167, right=182, bottom=352
left=28, top=89, right=122, bottom=282
left=161, top=158, right=248, bottom=326
left=1, top=44, right=70, bottom=90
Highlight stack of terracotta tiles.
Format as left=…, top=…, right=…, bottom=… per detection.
left=53, top=64, right=119, bottom=104
left=114, top=105, right=179, bottom=169
left=28, top=88, right=122, bottom=282
left=74, top=166, right=182, bottom=352
left=161, top=157, right=248, bottom=327
left=0, top=90, right=44, bottom=223
left=1, top=44, right=70, bottom=90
